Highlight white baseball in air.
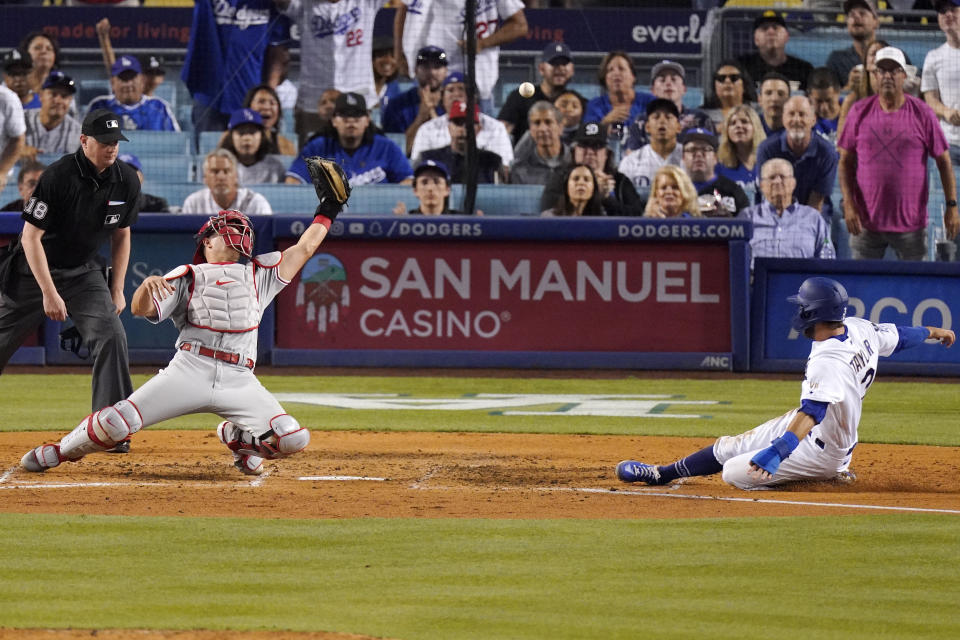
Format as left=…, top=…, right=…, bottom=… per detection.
left=518, top=82, right=536, bottom=98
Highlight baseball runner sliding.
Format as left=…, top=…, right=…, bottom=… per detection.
left=617, top=276, right=955, bottom=490
left=20, top=157, right=351, bottom=475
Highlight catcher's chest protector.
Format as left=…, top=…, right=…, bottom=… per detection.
left=187, top=263, right=260, bottom=332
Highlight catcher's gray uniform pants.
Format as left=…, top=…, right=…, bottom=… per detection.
left=713, top=409, right=853, bottom=490
left=0, top=261, right=133, bottom=411
left=127, top=349, right=285, bottom=434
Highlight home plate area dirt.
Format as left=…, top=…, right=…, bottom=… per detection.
left=2, top=431, right=959, bottom=520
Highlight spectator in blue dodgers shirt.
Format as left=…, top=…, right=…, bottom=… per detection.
left=806, top=67, right=843, bottom=144
left=408, top=72, right=514, bottom=169
left=509, top=101, right=571, bottom=186
left=286, top=92, right=413, bottom=187
left=420, top=101, right=504, bottom=185
left=757, top=72, right=791, bottom=136
left=498, top=42, right=575, bottom=143
left=623, top=60, right=714, bottom=154
left=392, top=159, right=476, bottom=216
left=716, top=104, right=767, bottom=193
left=183, top=149, right=272, bottom=215
left=738, top=11, right=815, bottom=91
left=88, top=56, right=179, bottom=132
left=219, top=109, right=287, bottom=184
left=381, top=46, right=448, bottom=136
left=756, top=95, right=838, bottom=216
left=679, top=128, right=749, bottom=218
left=117, top=153, right=170, bottom=213
left=616, top=98, right=682, bottom=198
left=738, top=158, right=836, bottom=266
left=584, top=51, right=654, bottom=136
left=182, top=0, right=280, bottom=137
left=23, top=72, right=80, bottom=160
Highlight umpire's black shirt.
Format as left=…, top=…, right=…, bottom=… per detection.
left=21, top=148, right=141, bottom=269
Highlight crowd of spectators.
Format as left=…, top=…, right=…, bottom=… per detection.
left=1, top=0, right=958, bottom=262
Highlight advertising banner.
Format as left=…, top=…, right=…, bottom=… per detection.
left=274, top=240, right=731, bottom=353
left=0, top=7, right=705, bottom=55
left=752, top=259, right=960, bottom=374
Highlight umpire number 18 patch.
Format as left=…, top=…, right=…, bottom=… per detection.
left=24, top=197, right=48, bottom=220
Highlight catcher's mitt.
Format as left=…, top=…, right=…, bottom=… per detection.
left=305, top=156, right=351, bottom=219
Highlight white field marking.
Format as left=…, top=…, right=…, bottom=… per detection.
left=250, top=469, right=271, bottom=487
left=0, top=481, right=169, bottom=489
left=544, top=487, right=960, bottom=515
left=410, top=465, right=442, bottom=490
left=298, top=475, right=387, bottom=481
left=0, top=467, right=16, bottom=484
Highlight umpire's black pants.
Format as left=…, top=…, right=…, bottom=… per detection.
left=0, top=260, right=133, bottom=412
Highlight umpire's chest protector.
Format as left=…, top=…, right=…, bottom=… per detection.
left=186, top=263, right=260, bottom=332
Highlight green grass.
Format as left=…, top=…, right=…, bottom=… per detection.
left=2, top=513, right=958, bottom=639
left=2, top=374, right=958, bottom=445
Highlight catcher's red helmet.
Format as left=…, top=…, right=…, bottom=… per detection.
left=192, top=209, right=254, bottom=264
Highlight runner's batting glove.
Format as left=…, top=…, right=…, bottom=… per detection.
left=749, top=431, right=800, bottom=476
left=305, top=156, right=351, bottom=220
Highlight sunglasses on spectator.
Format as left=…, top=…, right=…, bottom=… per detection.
left=715, top=73, right=742, bottom=83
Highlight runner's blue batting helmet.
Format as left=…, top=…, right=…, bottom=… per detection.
left=787, top=277, right=848, bottom=333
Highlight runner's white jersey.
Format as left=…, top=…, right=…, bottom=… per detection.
left=284, top=0, right=382, bottom=111
left=147, top=252, right=290, bottom=365
left=800, top=317, right=901, bottom=455
left=419, top=0, right=525, bottom=100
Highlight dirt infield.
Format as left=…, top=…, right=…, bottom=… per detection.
left=2, top=431, right=959, bottom=520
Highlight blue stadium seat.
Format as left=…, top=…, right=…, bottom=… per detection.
left=786, top=27, right=937, bottom=72
left=152, top=82, right=177, bottom=108
left=148, top=182, right=199, bottom=209
left=251, top=184, right=321, bottom=214
left=472, top=184, right=543, bottom=216
left=123, top=130, right=192, bottom=156
left=77, top=80, right=111, bottom=112
left=683, top=87, right=704, bottom=109
left=567, top=82, right=602, bottom=101
left=384, top=132, right=406, bottom=149
left=137, top=154, right=196, bottom=182
left=0, top=184, right=21, bottom=209
left=198, top=131, right=226, bottom=156
left=345, top=184, right=419, bottom=215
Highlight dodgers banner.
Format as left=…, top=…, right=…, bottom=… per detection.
left=752, top=259, right=960, bottom=374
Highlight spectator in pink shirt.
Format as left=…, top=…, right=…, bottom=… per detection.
left=838, top=46, right=959, bottom=260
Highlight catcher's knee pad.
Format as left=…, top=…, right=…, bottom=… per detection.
left=266, top=414, right=309, bottom=457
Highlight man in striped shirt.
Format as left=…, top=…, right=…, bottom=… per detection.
left=24, top=71, right=80, bottom=158
left=737, top=158, right=836, bottom=267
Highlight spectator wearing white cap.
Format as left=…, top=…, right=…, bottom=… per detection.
left=23, top=71, right=80, bottom=159
left=922, top=0, right=960, bottom=167
left=623, top=60, right=713, bottom=155
left=839, top=46, right=958, bottom=260
left=87, top=55, right=179, bottom=131
left=498, top=42, right=575, bottom=142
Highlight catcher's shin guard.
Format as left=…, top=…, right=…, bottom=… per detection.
left=59, top=400, right=143, bottom=460
left=218, top=415, right=309, bottom=460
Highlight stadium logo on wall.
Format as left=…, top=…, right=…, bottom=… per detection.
left=295, top=253, right=349, bottom=334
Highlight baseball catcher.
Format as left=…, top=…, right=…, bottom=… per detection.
left=20, top=158, right=351, bottom=475
left=617, top=276, right=955, bottom=490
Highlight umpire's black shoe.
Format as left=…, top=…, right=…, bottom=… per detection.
left=106, top=439, right=131, bottom=454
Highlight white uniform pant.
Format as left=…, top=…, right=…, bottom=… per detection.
left=127, top=351, right=285, bottom=436
left=714, top=409, right=853, bottom=490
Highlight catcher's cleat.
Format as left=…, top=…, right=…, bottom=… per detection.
left=217, top=421, right=263, bottom=476
left=834, top=469, right=857, bottom=484
left=21, top=444, right=65, bottom=472
left=616, top=460, right=664, bottom=485
left=106, top=439, right=131, bottom=454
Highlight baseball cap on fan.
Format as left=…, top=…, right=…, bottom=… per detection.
left=753, top=10, right=787, bottom=31
left=448, top=100, right=480, bottom=123
left=414, top=159, right=451, bottom=183
left=874, top=46, right=906, bottom=70
left=651, top=60, right=685, bottom=82
left=416, top=46, right=447, bottom=68
left=334, top=92, right=368, bottom=118
left=82, top=108, right=129, bottom=143
left=574, top=121, right=607, bottom=147
left=228, top=108, right=264, bottom=130
left=141, top=54, right=166, bottom=76
left=843, top=0, right=878, bottom=15
left=2, top=48, right=32, bottom=73
left=111, top=54, right=142, bottom=77
left=541, top=42, right=572, bottom=65
left=42, top=71, right=77, bottom=94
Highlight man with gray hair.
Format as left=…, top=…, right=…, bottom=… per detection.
left=738, top=158, right=835, bottom=265
left=756, top=95, right=837, bottom=214
left=509, top=101, right=570, bottom=185
left=182, top=149, right=272, bottom=215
